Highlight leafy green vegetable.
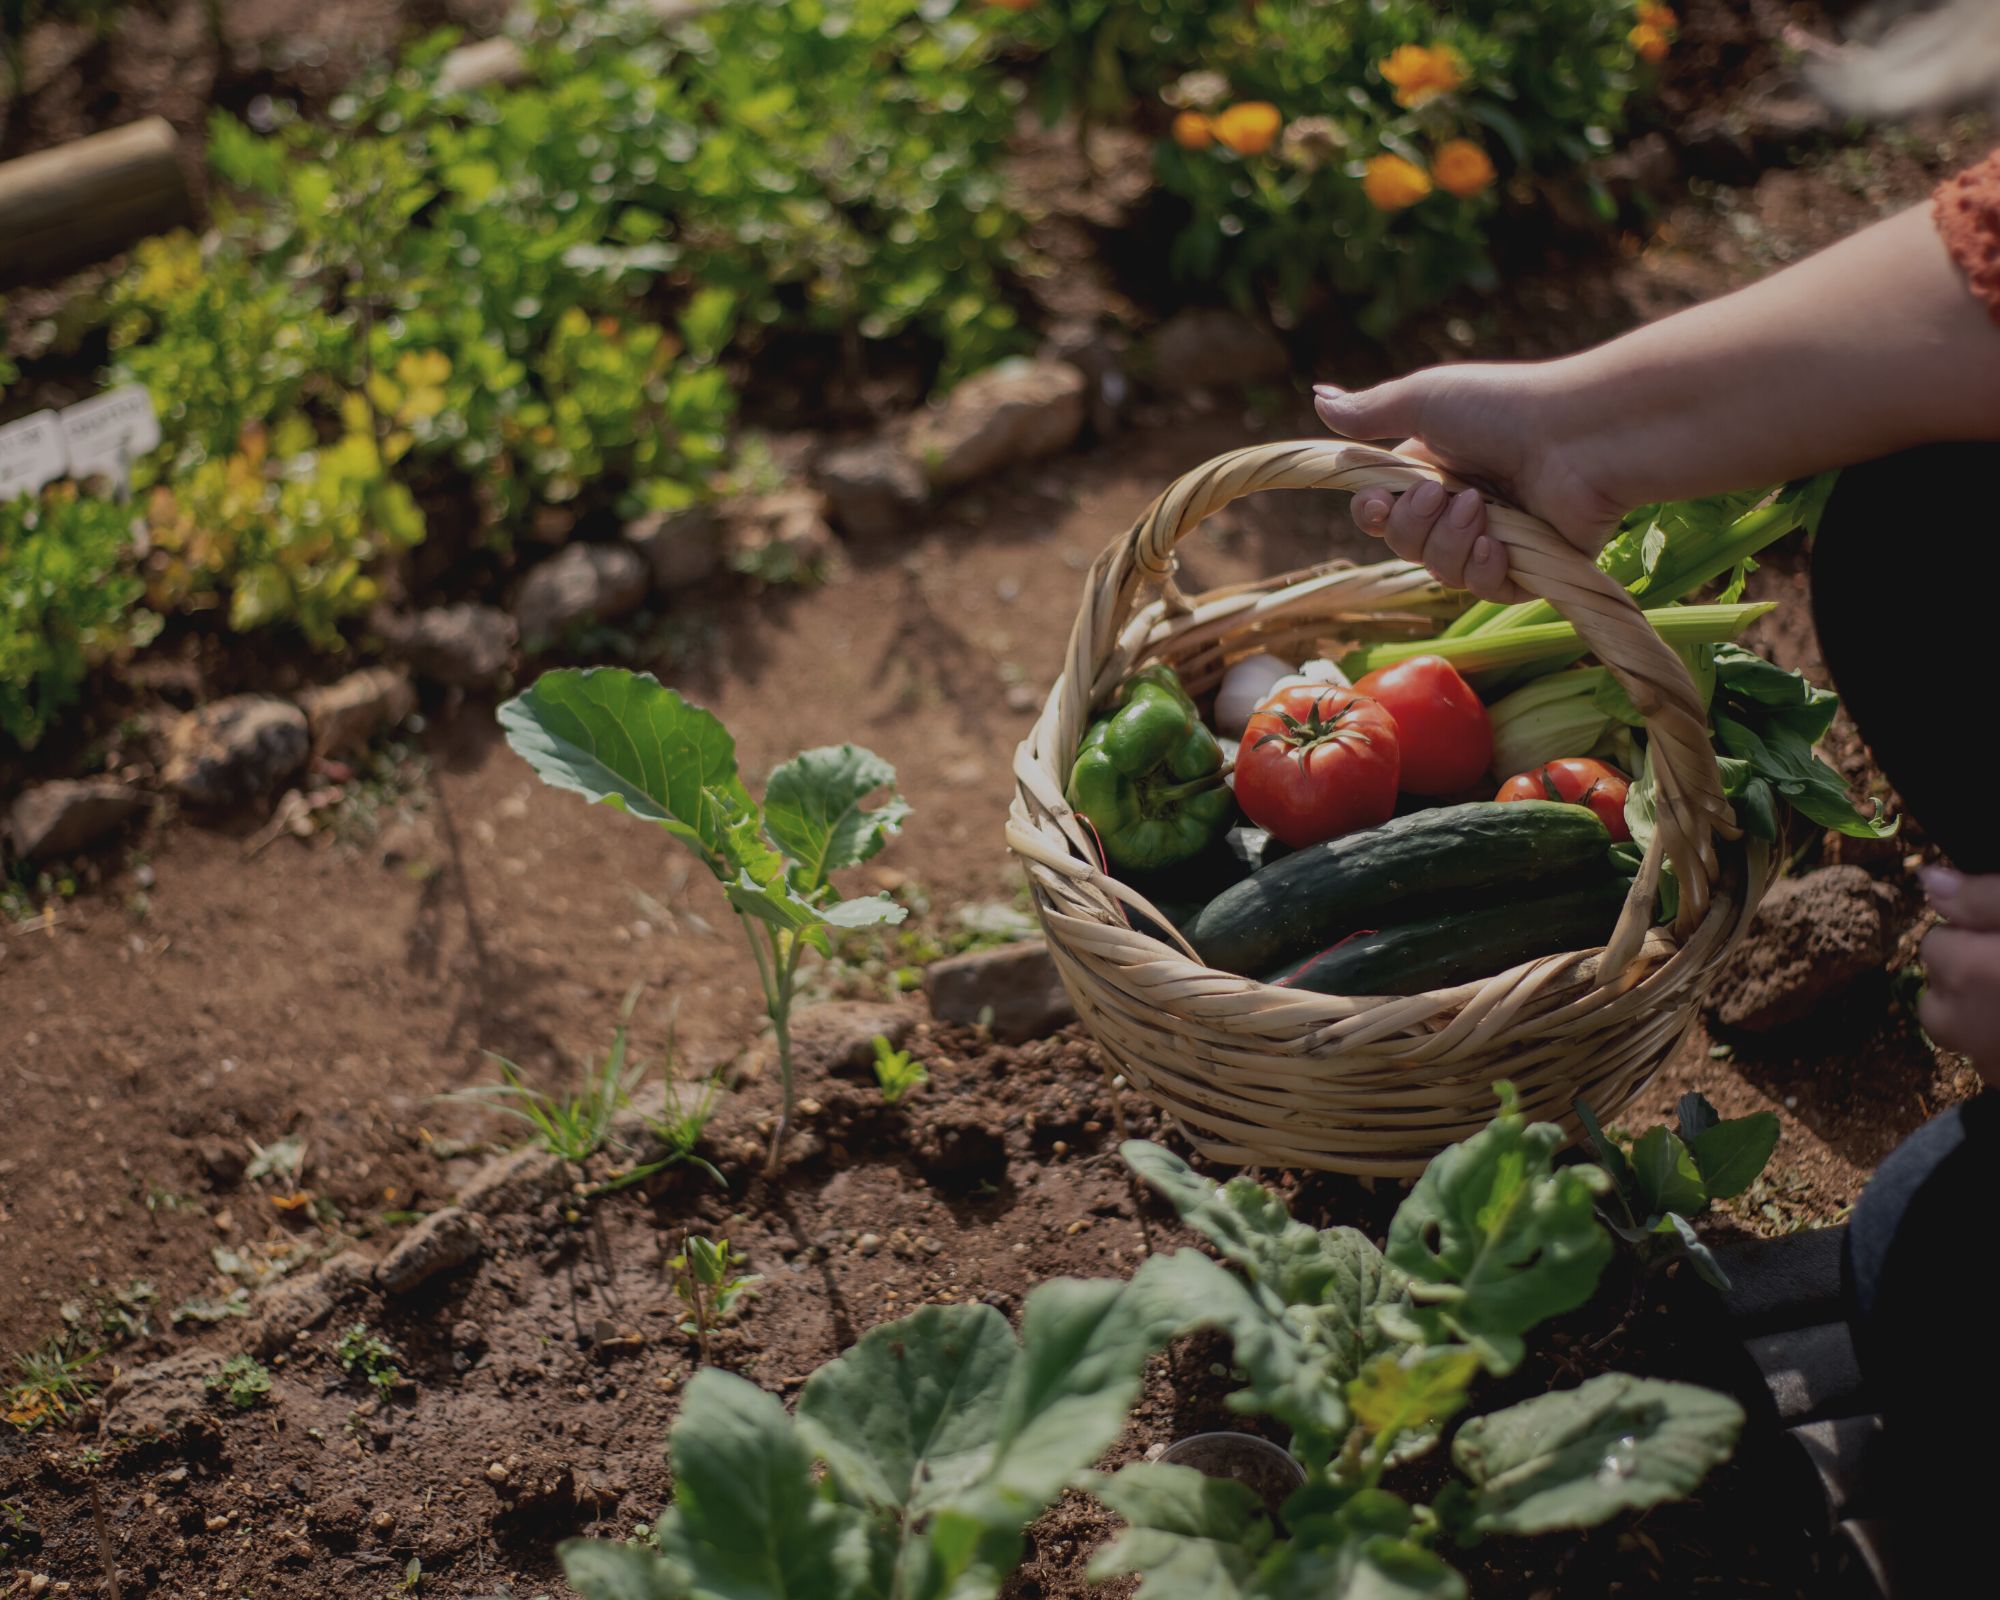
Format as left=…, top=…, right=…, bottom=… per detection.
left=1576, top=1092, right=1779, bottom=1288
left=500, top=668, right=907, bottom=1168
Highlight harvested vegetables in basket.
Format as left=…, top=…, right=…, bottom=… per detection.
left=1064, top=662, right=1232, bottom=871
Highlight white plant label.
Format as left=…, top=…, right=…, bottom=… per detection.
left=59, top=384, right=161, bottom=486
left=0, top=410, right=69, bottom=500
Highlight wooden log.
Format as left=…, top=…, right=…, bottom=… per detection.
left=0, top=117, right=191, bottom=287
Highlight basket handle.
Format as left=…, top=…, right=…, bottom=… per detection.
left=1062, top=438, right=1738, bottom=975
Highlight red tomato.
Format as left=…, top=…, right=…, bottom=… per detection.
left=1354, top=655, right=1494, bottom=795
left=1495, top=758, right=1633, bottom=842
left=1236, top=685, right=1401, bottom=848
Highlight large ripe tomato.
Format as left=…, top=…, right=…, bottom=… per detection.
left=1495, top=758, right=1633, bottom=842
left=1236, top=685, right=1401, bottom=848
left=1354, top=654, right=1493, bottom=795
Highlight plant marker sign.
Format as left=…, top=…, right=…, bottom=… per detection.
left=0, top=410, right=68, bottom=500
left=58, top=384, right=160, bottom=497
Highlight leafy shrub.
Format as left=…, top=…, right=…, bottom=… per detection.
left=1001, top=0, right=1668, bottom=331
left=1, top=487, right=155, bottom=752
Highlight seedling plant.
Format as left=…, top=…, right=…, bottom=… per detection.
left=447, top=1003, right=648, bottom=1164
left=206, top=1354, right=274, bottom=1411
left=669, top=1235, right=760, bottom=1365
left=336, top=1324, right=404, bottom=1398
left=4, top=1337, right=99, bottom=1434
left=871, top=1035, right=928, bottom=1106
left=1576, top=1091, right=1780, bottom=1288
left=501, top=667, right=910, bottom=1170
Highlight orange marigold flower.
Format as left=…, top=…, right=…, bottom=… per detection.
left=1431, top=138, right=1496, bottom=198
left=1363, top=153, right=1433, bottom=211
left=1379, top=43, right=1467, bottom=109
left=1629, top=21, right=1670, bottom=63
left=1172, top=111, right=1215, bottom=151
left=1212, top=102, right=1282, bottom=156
left=986, top=0, right=1037, bottom=11
left=1637, top=2, right=1677, bottom=28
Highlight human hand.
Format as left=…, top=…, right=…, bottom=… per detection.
left=1313, top=362, right=1632, bottom=603
left=1918, top=867, right=2000, bottom=1086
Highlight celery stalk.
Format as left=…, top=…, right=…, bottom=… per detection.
left=1338, top=601, right=1776, bottom=679
left=1487, top=667, right=1616, bottom=777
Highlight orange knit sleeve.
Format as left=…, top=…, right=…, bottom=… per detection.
left=1934, top=149, right=2000, bottom=324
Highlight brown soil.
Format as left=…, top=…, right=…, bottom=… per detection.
left=3, top=4, right=1994, bottom=1597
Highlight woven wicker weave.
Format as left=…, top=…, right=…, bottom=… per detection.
left=1006, top=440, right=1772, bottom=1175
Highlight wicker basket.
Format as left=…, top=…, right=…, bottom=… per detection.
left=1007, top=439, right=1773, bottom=1176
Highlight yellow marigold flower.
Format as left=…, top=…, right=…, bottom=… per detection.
left=1172, top=111, right=1215, bottom=152
left=1431, top=138, right=1496, bottom=198
left=1212, top=102, right=1282, bottom=157
left=1363, top=153, right=1432, bottom=211
left=1379, top=43, right=1467, bottom=109
left=1629, top=21, right=1670, bottom=63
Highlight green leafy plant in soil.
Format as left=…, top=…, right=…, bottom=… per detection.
left=445, top=1005, right=648, bottom=1164
left=4, top=1336, right=99, bottom=1434
left=499, top=666, right=909, bottom=1169
left=1576, top=1091, right=1780, bottom=1289
left=563, top=1275, right=1183, bottom=1600
left=205, top=1354, right=274, bottom=1411
left=335, top=1324, right=404, bottom=1398
left=872, top=1034, right=929, bottom=1106
left=1105, top=1087, right=1743, bottom=1598
left=670, top=1235, right=761, bottom=1364
left=1, top=486, right=157, bottom=752
left=560, top=1092, right=1744, bottom=1599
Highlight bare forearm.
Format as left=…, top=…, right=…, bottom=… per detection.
left=1552, top=203, right=2000, bottom=505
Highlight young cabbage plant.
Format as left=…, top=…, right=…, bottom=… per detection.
left=560, top=1276, right=1181, bottom=1600
left=500, top=667, right=909, bottom=1170
left=669, top=1235, right=759, bottom=1365
left=1575, top=1092, right=1780, bottom=1289
left=871, top=1034, right=928, bottom=1107
left=1103, top=1087, right=1746, bottom=1599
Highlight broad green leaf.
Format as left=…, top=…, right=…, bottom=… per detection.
left=1345, top=1348, right=1480, bottom=1461
left=499, top=669, right=757, bottom=871
left=654, top=1368, right=874, bottom=1600
left=1263, top=1536, right=1467, bottom=1600
left=1089, top=1462, right=1269, bottom=1599
left=1630, top=1128, right=1708, bottom=1220
left=796, top=1303, right=1015, bottom=1515
left=763, top=745, right=909, bottom=892
left=1690, top=1113, right=1780, bottom=1201
left=1126, top=1250, right=1351, bottom=1459
left=1572, top=1100, right=1633, bottom=1202
left=561, top=1541, right=682, bottom=1600
left=1453, top=1373, right=1743, bottom=1535
left=1120, top=1141, right=1404, bottom=1383
left=1382, top=1094, right=1611, bottom=1374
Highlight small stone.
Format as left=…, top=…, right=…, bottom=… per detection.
left=514, top=542, right=649, bottom=646
left=370, top=1510, right=396, bottom=1534
left=924, top=939, right=1074, bottom=1043
left=726, top=489, right=837, bottom=579
left=103, top=1350, right=217, bottom=1438
left=1706, top=867, right=1898, bottom=1034
left=919, top=1236, right=942, bottom=1256
left=378, top=603, right=516, bottom=687
left=624, top=505, right=724, bottom=590
left=908, top=358, right=1087, bottom=490
left=1005, top=684, right=1038, bottom=714
left=813, top=438, right=929, bottom=541
left=28, top=1576, right=49, bottom=1597
left=6, top=780, right=146, bottom=861
left=1148, top=308, right=1288, bottom=390
left=296, top=667, right=415, bottom=759
left=797, top=1097, right=822, bottom=1118
left=856, top=1233, right=883, bottom=1257
left=374, top=1207, right=484, bottom=1295
left=161, top=696, right=310, bottom=808
left=487, top=1461, right=511, bottom=1484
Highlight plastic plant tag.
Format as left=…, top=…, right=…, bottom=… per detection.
left=0, top=411, right=68, bottom=500
left=59, top=385, right=161, bottom=492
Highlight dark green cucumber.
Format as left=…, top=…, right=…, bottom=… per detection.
left=1186, top=801, right=1615, bottom=977
left=1265, top=876, right=1634, bottom=997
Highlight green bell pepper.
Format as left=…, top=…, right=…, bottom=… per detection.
left=1066, top=663, right=1233, bottom=870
